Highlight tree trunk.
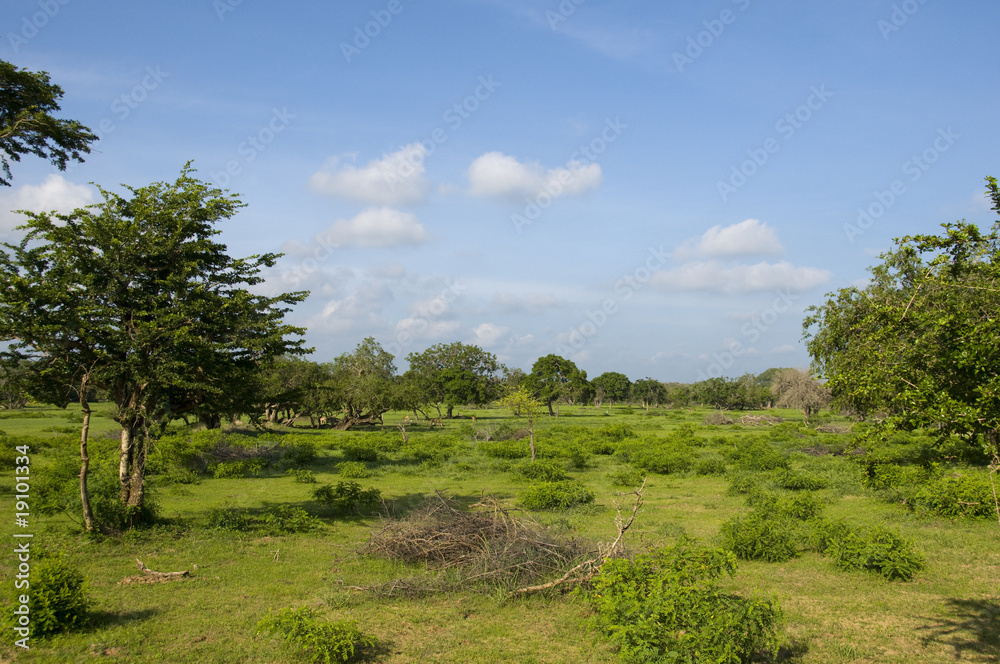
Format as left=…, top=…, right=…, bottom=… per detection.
left=529, top=419, right=536, bottom=462
left=446, top=404, right=454, bottom=419
left=78, top=380, right=95, bottom=532
left=119, top=422, right=135, bottom=503
left=546, top=400, right=554, bottom=417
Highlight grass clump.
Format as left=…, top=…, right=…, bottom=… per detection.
left=257, top=606, right=376, bottom=663
left=287, top=468, right=318, bottom=483
left=335, top=461, right=372, bottom=479
left=587, top=538, right=781, bottom=664
left=607, top=466, right=646, bottom=487
left=313, top=482, right=382, bottom=513
left=513, top=460, right=568, bottom=482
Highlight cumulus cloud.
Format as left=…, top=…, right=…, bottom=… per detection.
left=467, top=152, right=602, bottom=199
left=308, top=144, right=430, bottom=205
left=0, top=174, right=96, bottom=234
left=472, top=322, right=510, bottom=347
left=316, top=207, right=427, bottom=248
left=673, top=219, right=784, bottom=260
left=395, top=317, right=461, bottom=341
left=650, top=260, right=831, bottom=295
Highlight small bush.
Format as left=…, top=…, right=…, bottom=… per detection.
left=335, top=461, right=372, bottom=479
left=587, top=538, right=781, bottom=664
left=607, top=467, right=646, bottom=487
left=287, top=469, right=318, bottom=484
left=695, top=456, right=727, bottom=476
left=340, top=442, right=381, bottom=463
left=729, top=438, right=789, bottom=472
left=726, top=470, right=765, bottom=496
left=813, top=520, right=924, bottom=581
left=480, top=439, right=530, bottom=459
left=775, top=469, right=828, bottom=491
left=596, top=423, right=637, bottom=441
left=257, top=607, right=376, bottom=663
left=911, top=470, right=996, bottom=519
left=313, top=482, right=382, bottom=513
left=720, top=512, right=799, bottom=563
left=24, top=555, right=90, bottom=637
left=784, top=493, right=825, bottom=521
left=514, top=461, right=568, bottom=482
left=519, top=480, right=596, bottom=511
left=280, top=442, right=318, bottom=467
left=208, top=505, right=321, bottom=534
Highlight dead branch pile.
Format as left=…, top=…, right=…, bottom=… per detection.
left=814, top=423, right=854, bottom=434
left=351, top=484, right=645, bottom=598
left=704, top=412, right=734, bottom=425
left=355, top=493, right=590, bottom=596
left=739, top=415, right=785, bottom=426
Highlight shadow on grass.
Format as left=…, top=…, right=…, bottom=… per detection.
left=918, top=597, right=1000, bottom=661
left=88, top=607, right=159, bottom=630
left=774, top=639, right=809, bottom=662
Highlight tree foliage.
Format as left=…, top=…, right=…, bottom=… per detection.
left=592, top=371, right=631, bottom=407
left=0, top=164, right=308, bottom=527
left=524, top=354, right=591, bottom=415
left=805, top=176, right=1000, bottom=459
left=0, top=59, right=97, bottom=186
left=328, top=337, right=398, bottom=430
left=405, top=342, right=501, bottom=418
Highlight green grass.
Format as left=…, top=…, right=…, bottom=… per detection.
left=0, top=405, right=997, bottom=662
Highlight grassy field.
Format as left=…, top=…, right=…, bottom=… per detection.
left=1, top=404, right=998, bottom=663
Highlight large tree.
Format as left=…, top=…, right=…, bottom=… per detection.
left=525, top=354, right=590, bottom=415
left=0, top=165, right=308, bottom=529
left=405, top=342, right=502, bottom=418
left=804, top=176, right=1000, bottom=460
left=0, top=59, right=97, bottom=186
left=328, top=337, right=398, bottom=430
left=592, top=371, right=631, bottom=407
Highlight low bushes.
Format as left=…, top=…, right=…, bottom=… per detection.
left=257, top=607, right=376, bottom=663
left=587, top=538, right=781, bottom=664
left=312, top=482, right=382, bottom=513
left=207, top=505, right=321, bottom=534
left=519, top=480, right=595, bottom=511
left=18, top=555, right=90, bottom=638
left=812, top=519, right=924, bottom=581
left=719, top=511, right=800, bottom=563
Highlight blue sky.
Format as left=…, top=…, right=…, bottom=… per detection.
left=2, top=0, right=997, bottom=382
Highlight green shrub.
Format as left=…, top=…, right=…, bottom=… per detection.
left=287, top=469, right=318, bottom=484
left=911, top=470, right=996, bottom=519
left=24, top=555, right=90, bottom=637
left=726, top=470, right=765, bottom=496
left=596, top=423, right=637, bottom=441
left=480, top=439, right=530, bottom=459
left=587, top=538, right=781, bottom=664
left=729, top=438, right=789, bottom=472
left=784, top=493, right=825, bottom=521
left=257, top=607, right=376, bottom=663
left=519, top=480, right=596, bottom=510
left=775, top=469, right=828, bottom=491
left=280, top=442, right=318, bottom=467
left=622, top=437, right=696, bottom=475
left=720, top=512, right=799, bottom=563
left=813, top=520, right=924, bottom=581
left=514, top=460, right=568, bottom=482
left=606, top=467, right=646, bottom=487
left=340, top=442, right=381, bottom=463
left=335, top=461, right=372, bottom=479
left=313, top=482, right=382, bottom=512
left=695, top=456, right=727, bottom=476
left=208, top=505, right=321, bottom=534
left=213, top=458, right=267, bottom=479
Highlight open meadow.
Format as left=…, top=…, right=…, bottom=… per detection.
left=1, top=403, right=998, bottom=663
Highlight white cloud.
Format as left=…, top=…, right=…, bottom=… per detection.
left=467, top=152, right=602, bottom=199
left=0, top=174, right=96, bottom=234
left=395, top=317, right=461, bottom=341
left=674, top=219, right=783, bottom=260
left=650, top=260, right=831, bottom=295
left=318, top=207, right=427, bottom=248
left=308, top=144, right=430, bottom=205
left=472, top=322, right=510, bottom=347
left=770, top=344, right=799, bottom=354
left=492, top=291, right=565, bottom=313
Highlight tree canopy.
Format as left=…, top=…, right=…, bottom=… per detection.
left=524, top=354, right=590, bottom=415
left=405, top=342, right=502, bottom=418
left=805, top=176, right=1000, bottom=459
left=0, top=59, right=97, bottom=186
left=0, top=164, right=309, bottom=527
